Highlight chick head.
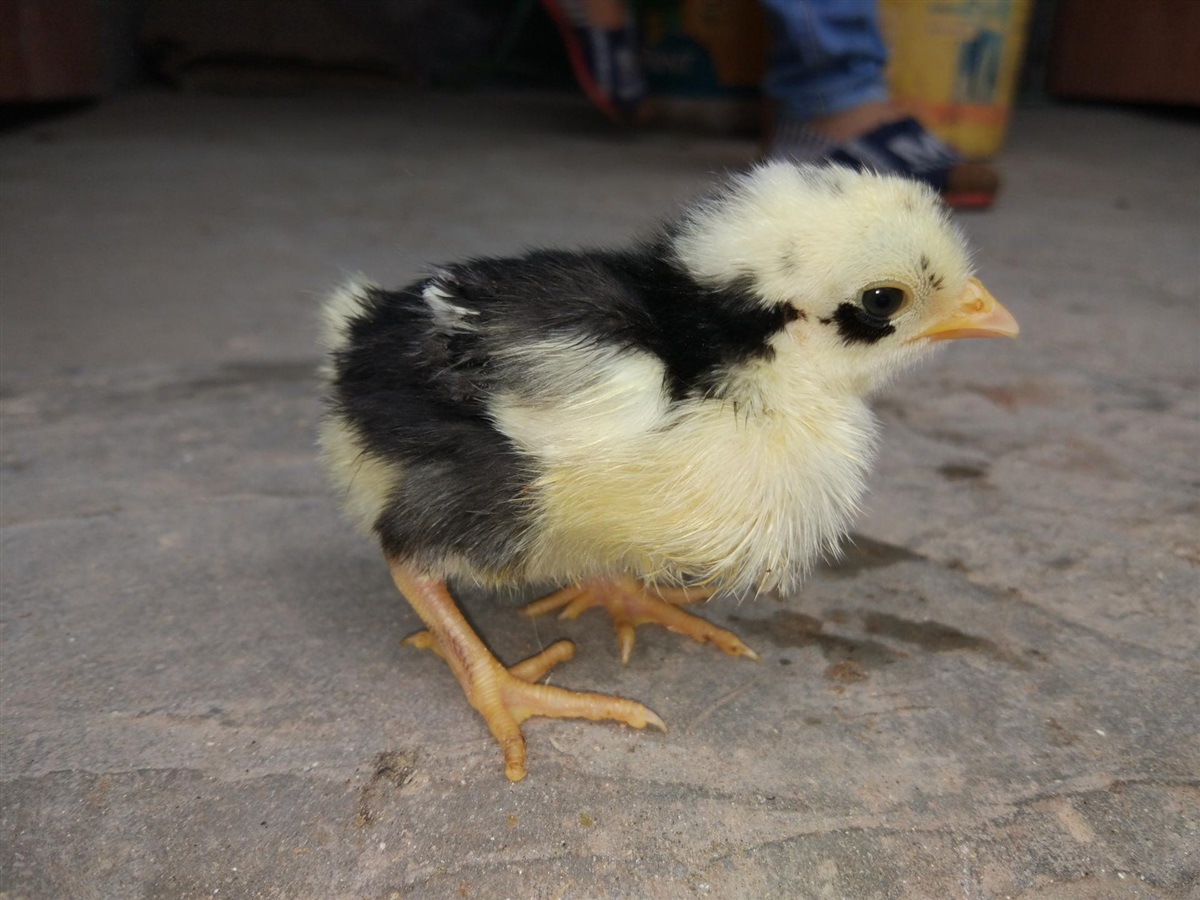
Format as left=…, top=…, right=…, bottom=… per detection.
left=670, top=161, right=1018, bottom=397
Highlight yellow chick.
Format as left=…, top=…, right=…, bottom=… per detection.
left=320, top=162, right=1019, bottom=781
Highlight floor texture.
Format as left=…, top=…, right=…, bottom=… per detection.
left=2, top=90, right=1198, bottom=898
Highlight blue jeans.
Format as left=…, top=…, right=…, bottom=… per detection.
left=760, top=0, right=889, bottom=121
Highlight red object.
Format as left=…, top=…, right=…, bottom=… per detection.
left=540, top=0, right=624, bottom=124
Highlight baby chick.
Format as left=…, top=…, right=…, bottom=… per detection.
left=320, top=162, right=1018, bottom=781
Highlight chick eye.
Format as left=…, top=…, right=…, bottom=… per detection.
left=860, top=286, right=908, bottom=319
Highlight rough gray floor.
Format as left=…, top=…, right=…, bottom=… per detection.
left=2, top=91, right=1198, bottom=899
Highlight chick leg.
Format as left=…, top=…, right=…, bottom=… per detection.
left=390, top=561, right=665, bottom=782
left=521, top=576, right=760, bottom=665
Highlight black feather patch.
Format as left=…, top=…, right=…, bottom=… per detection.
left=830, top=302, right=895, bottom=345
left=329, top=285, right=537, bottom=574
left=603, top=247, right=788, bottom=400
left=440, top=244, right=790, bottom=402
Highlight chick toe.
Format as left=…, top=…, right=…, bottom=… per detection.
left=405, top=630, right=576, bottom=683
left=521, top=577, right=760, bottom=664
left=507, top=639, right=576, bottom=683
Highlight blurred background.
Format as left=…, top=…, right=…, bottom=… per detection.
left=3, top=3, right=1198, bottom=897
left=3, top=0, right=1197, bottom=374
left=4, top=0, right=1198, bottom=139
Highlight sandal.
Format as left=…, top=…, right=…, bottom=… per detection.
left=770, top=115, right=1000, bottom=209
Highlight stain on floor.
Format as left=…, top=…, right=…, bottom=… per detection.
left=731, top=611, right=902, bottom=670
left=862, top=612, right=1029, bottom=670
left=821, top=534, right=924, bottom=578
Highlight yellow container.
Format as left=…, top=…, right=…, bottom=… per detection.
left=878, top=0, right=1033, bottom=160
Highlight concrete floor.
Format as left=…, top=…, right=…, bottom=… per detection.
left=1, top=90, right=1198, bottom=899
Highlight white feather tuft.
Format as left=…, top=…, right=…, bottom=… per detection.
left=423, top=274, right=479, bottom=332
left=319, top=277, right=378, bottom=354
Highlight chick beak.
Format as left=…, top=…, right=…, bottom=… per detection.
left=912, top=277, right=1019, bottom=343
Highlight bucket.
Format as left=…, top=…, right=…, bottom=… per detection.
left=878, top=0, right=1033, bottom=160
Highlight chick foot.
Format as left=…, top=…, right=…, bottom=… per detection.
left=521, top=576, right=760, bottom=665
left=391, top=562, right=665, bottom=782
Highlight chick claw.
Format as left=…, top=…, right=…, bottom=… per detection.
left=521, top=577, right=760, bottom=665
left=402, top=630, right=665, bottom=782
